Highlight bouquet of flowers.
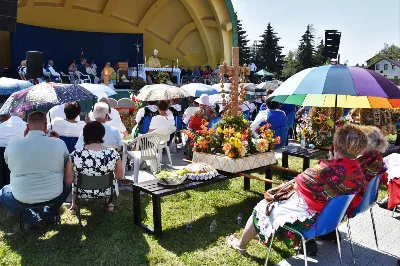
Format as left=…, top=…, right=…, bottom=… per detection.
left=297, top=112, right=335, bottom=147
left=255, top=123, right=281, bottom=152
left=335, top=115, right=354, bottom=128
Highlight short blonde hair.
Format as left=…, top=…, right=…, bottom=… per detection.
left=334, top=124, right=367, bottom=159
left=361, top=126, right=389, bottom=153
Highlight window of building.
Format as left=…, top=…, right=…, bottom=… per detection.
left=395, top=76, right=399, bottom=79
left=384, top=75, right=388, bottom=78
left=393, top=65, right=396, bottom=70
left=384, top=64, right=388, bottom=70
left=376, top=64, right=380, bottom=70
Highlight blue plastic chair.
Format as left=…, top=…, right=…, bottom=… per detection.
left=346, top=176, right=381, bottom=264
left=59, top=136, right=78, bottom=153
left=208, top=117, right=222, bottom=129
left=174, top=116, right=184, bottom=130
left=274, top=126, right=289, bottom=149
left=286, top=111, right=295, bottom=127
left=265, top=194, right=355, bottom=266
left=140, top=116, right=153, bottom=134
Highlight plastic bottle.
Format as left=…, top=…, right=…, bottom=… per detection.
left=237, top=213, right=243, bottom=225
left=210, top=220, right=217, bottom=233
left=301, top=134, right=306, bottom=148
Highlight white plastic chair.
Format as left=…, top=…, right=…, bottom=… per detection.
left=108, top=98, right=118, bottom=108
left=117, top=98, right=135, bottom=108
left=76, top=71, right=91, bottom=83
left=127, top=133, right=162, bottom=183
left=156, top=134, right=173, bottom=167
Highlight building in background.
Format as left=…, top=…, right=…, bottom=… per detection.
left=368, top=58, right=400, bottom=79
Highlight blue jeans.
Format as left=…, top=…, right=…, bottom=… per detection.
left=0, top=184, right=71, bottom=224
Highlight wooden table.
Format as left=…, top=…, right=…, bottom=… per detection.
left=281, top=147, right=328, bottom=178
left=132, top=169, right=271, bottom=237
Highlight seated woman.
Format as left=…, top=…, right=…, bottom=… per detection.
left=149, top=101, right=176, bottom=137
left=66, top=121, right=124, bottom=214
left=49, top=102, right=85, bottom=138
left=227, top=124, right=368, bottom=254
left=188, top=94, right=218, bottom=130
left=250, top=100, right=287, bottom=135
left=168, top=98, right=184, bottom=116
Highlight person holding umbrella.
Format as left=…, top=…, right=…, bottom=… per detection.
left=188, top=94, right=218, bottom=130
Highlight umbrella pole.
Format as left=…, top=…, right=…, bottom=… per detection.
left=333, top=94, right=338, bottom=133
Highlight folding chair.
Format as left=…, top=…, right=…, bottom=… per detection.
left=76, top=172, right=114, bottom=224
left=265, top=194, right=355, bottom=266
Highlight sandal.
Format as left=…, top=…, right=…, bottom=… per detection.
left=69, top=206, right=77, bottom=216
left=108, top=203, right=114, bottom=212
left=227, top=233, right=247, bottom=255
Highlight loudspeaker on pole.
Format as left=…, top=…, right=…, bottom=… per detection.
left=26, top=51, right=43, bottom=78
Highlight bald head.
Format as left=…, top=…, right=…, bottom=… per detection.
left=98, top=97, right=109, bottom=104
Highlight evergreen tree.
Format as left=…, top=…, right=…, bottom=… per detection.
left=236, top=12, right=250, bottom=66
left=281, top=50, right=300, bottom=79
left=297, top=24, right=315, bottom=71
left=314, top=39, right=326, bottom=66
left=258, top=23, right=285, bottom=75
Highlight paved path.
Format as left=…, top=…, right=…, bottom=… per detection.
left=277, top=206, right=400, bottom=266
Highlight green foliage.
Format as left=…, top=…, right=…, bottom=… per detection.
left=236, top=12, right=251, bottom=66
left=131, top=78, right=146, bottom=91
left=152, top=71, right=170, bottom=84
left=297, top=24, right=316, bottom=71
left=314, top=39, right=326, bottom=66
left=281, top=50, right=300, bottom=80
left=257, top=23, right=285, bottom=75
left=369, top=43, right=400, bottom=66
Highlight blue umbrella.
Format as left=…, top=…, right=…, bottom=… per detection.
left=181, top=83, right=219, bottom=97
left=0, top=83, right=94, bottom=113
left=0, top=78, right=32, bottom=95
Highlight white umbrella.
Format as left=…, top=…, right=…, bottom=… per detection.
left=256, top=80, right=283, bottom=91
left=80, top=83, right=117, bottom=97
left=181, top=83, right=219, bottom=97
left=209, top=93, right=230, bottom=104
left=137, top=84, right=189, bottom=101
left=212, top=83, right=231, bottom=93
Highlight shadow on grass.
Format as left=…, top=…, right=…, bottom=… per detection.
left=0, top=191, right=150, bottom=266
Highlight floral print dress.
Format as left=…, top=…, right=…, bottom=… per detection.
left=70, top=148, right=120, bottom=198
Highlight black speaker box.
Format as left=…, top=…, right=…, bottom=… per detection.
left=0, top=0, right=18, bottom=32
left=26, top=51, right=43, bottom=78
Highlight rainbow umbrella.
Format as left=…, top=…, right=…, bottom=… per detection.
left=270, top=65, right=400, bottom=108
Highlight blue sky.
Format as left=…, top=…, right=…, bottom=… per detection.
left=231, top=0, right=400, bottom=66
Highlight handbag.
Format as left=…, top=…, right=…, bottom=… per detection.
left=264, top=180, right=296, bottom=216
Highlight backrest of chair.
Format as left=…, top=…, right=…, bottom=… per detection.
left=274, top=126, right=289, bottom=149
left=77, top=173, right=114, bottom=191
left=108, top=98, right=118, bottom=108
left=302, top=194, right=355, bottom=239
left=59, top=136, right=78, bottom=153
left=175, top=116, right=183, bottom=130
left=353, top=175, right=380, bottom=215
left=118, top=98, right=135, bottom=108
left=208, top=117, right=222, bottom=128
left=286, top=111, right=295, bottom=127
left=132, top=133, right=162, bottom=160
left=140, top=116, right=153, bottom=134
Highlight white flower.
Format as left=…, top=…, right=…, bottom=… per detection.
left=82, top=150, right=89, bottom=158
left=100, top=165, right=108, bottom=172
left=85, top=159, right=94, bottom=167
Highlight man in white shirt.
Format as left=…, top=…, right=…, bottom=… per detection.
left=0, top=112, right=26, bottom=147
left=75, top=102, right=123, bottom=149
left=0, top=111, right=72, bottom=226
left=249, top=62, right=257, bottom=83
left=47, top=104, right=80, bottom=124
left=49, top=102, right=85, bottom=137
left=88, top=97, right=128, bottom=138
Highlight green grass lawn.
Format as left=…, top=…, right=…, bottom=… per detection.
left=0, top=157, right=388, bottom=266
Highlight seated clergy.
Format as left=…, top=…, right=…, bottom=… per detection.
left=0, top=111, right=71, bottom=227
left=75, top=102, right=123, bottom=150
left=46, top=60, right=61, bottom=81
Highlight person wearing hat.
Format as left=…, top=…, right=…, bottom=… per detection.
left=188, top=94, right=218, bottom=131
left=147, top=49, right=161, bottom=68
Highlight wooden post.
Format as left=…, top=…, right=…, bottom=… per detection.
left=219, top=47, right=250, bottom=116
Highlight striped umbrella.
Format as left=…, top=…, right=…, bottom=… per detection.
left=270, top=65, right=400, bottom=108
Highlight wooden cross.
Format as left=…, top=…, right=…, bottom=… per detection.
left=219, top=47, right=250, bottom=116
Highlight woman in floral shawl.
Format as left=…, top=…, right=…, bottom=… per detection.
left=188, top=94, right=218, bottom=131
left=227, top=124, right=368, bottom=254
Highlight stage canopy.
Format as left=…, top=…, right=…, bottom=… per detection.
left=0, top=0, right=237, bottom=69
